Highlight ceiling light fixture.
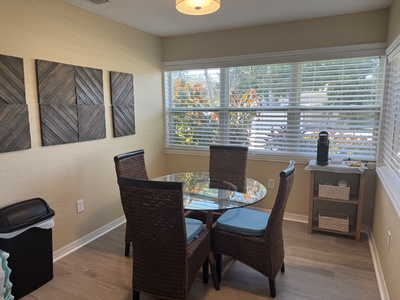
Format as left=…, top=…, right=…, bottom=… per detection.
left=176, top=0, right=220, bottom=16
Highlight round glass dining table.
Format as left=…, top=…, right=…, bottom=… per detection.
left=154, top=172, right=267, bottom=211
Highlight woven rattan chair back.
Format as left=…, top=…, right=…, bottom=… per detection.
left=214, top=160, right=295, bottom=298
left=209, top=145, right=248, bottom=193
left=264, top=160, right=296, bottom=277
left=117, top=178, right=211, bottom=300
left=186, top=145, right=249, bottom=224
left=114, top=149, right=149, bottom=256
left=114, top=149, right=148, bottom=180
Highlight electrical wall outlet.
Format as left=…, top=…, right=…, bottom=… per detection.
left=77, top=199, right=84, bottom=213
left=268, top=179, right=275, bottom=189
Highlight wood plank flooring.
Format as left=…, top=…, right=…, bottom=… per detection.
left=22, top=220, right=380, bottom=299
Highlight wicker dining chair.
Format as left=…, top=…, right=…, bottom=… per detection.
left=117, top=177, right=212, bottom=300
left=114, top=149, right=149, bottom=256
left=187, top=145, right=249, bottom=224
left=209, top=145, right=248, bottom=193
left=214, top=160, right=296, bottom=298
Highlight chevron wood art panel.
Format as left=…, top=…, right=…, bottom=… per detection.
left=0, top=54, right=31, bottom=153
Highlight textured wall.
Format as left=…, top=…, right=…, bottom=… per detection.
left=373, top=180, right=400, bottom=300
left=387, top=0, right=400, bottom=45
left=162, top=9, right=389, bottom=62
left=0, top=0, right=165, bottom=251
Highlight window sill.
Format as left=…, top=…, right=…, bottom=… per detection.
left=165, top=147, right=313, bottom=165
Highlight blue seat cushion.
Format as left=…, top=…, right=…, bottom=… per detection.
left=216, top=208, right=270, bottom=236
left=185, top=217, right=204, bottom=244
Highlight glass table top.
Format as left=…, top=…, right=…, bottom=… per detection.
left=154, top=172, right=267, bottom=211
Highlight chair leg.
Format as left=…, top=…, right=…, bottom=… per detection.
left=203, top=259, right=209, bottom=284
left=281, top=262, right=285, bottom=272
left=209, top=260, right=220, bottom=291
left=125, top=242, right=131, bottom=257
left=268, top=278, right=276, bottom=298
left=133, top=290, right=140, bottom=300
left=216, top=253, right=222, bottom=283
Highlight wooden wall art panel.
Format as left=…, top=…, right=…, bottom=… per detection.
left=110, top=71, right=135, bottom=137
left=78, top=105, right=105, bottom=142
left=0, top=54, right=31, bottom=153
left=36, top=60, right=105, bottom=146
left=75, top=67, right=103, bottom=105
left=39, top=105, right=78, bottom=145
left=36, top=60, right=75, bottom=105
left=75, top=67, right=105, bottom=141
left=111, top=105, right=134, bottom=137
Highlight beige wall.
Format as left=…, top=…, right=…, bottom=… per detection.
left=387, top=0, right=400, bottom=45
left=162, top=9, right=389, bottom=62
left=372, top=181, right=400, bottom=299
left=371, top=1, right=400, bottom=299
left=0, top=0, right=166, bottom=251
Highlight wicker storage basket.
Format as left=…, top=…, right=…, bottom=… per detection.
left=318, top=210, right=349, bottom=232
left=318, top=181, right=350, bottom=200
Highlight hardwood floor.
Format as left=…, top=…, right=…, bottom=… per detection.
left=22, top=220, right=380, bottom=299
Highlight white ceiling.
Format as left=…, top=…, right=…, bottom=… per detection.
left=63, top=0, right=393, bottom=37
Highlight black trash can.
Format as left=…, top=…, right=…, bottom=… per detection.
left=0, top=198, right=55, bottom=299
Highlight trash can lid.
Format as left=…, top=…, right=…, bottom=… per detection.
left=0, top=198, right=55, bottom=233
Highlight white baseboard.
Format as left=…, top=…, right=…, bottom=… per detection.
left=52, top=216, right=126, bottom=262
left=369, top=233, right=390, bottom=300
left=248, top=206, right=309, bottom=223
left=282, top=212, right=309, bottom=223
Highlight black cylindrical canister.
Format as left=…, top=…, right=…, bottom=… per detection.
left=316, top=131, right=329, bottom=166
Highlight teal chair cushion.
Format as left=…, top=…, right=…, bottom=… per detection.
left=216, top=208, right=270, bottom=236
left=185, top=217, right=204, bottom=244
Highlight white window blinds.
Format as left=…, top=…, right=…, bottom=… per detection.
left=164, top=56, right=384, bottom=160
left=379, top=46, right=400, bottom=207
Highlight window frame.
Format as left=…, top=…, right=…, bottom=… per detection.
left=163, top=43, right=386, bottom=164
left=377, top=36, right=400, bottom=217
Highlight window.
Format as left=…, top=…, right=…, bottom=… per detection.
left=378, top=39, right=400, bottom=215
left=164, top=52, right=384, bottom=161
